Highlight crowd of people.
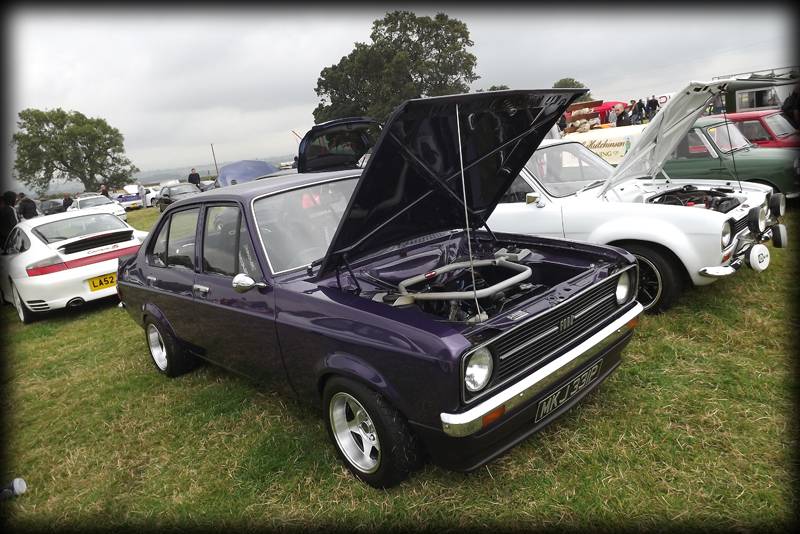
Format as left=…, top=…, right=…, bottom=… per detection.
left=608, top=95, right=662, bottom=127
left=1, top=191, right=39, bottom=245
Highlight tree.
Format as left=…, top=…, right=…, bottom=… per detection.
left=477, top=84, right=510, bottom=92
left=313, top=11, right=480, bottom=123
left=12, top=108, right=139, bottom=195
left=552, top=77, right=593, bottom=102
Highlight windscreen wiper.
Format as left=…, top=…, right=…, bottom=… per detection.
left=575, top=179, right=606, bottom=194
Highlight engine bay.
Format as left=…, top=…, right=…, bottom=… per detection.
left=648, top=184, right=741, bottom=213
left=339, top=234, right=613, bottom=324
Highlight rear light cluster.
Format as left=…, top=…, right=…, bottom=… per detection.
left=25, top=245, right=140, bottom=277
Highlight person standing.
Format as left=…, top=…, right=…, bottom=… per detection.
left=188, top=168, right=201, bottom=187
left=62, top=192, right=73, bottom=210
left=607, top=106, right=617, bottom=126
left=0, top=191, right=19, bottom=246
left=137, top=182, right=147, bottom=207
left=646, top=95, right=659, bottom=120
left=615, top=104, right=631, bottom=127
left=100, top=184, right=110, bottom=198
left=16, top=193, right=38, bottom=220
left=781, top=84, right=799, bottom=129
left=636, top=99, right=646, bottom=122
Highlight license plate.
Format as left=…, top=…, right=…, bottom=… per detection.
left=535, top=358, right=603, bottom=423
left=88, top=273, right=116, bottom=292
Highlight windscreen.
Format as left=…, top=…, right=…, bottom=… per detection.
left=171, top=184, right=199, bottom=195
left=525, top=143, right=613, bottom=196
left=705, top=123, right=751, bottom=152
left=253, top=178, right=358, bottom=273
left=33, top=214, right=128, bottom=244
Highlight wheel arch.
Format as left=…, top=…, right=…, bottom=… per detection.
left=606, top=239, right=692, bottom=286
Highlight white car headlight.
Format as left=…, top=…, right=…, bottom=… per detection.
left=721, top=220, right=733, bottom=249
left=464, top=347, right=493, bottom=393
left=615, top=270, right=632, bottom=305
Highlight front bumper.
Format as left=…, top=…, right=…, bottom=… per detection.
left=698, top=223, right=785, bottom=278
left=440, top=303, right=642, bottom=438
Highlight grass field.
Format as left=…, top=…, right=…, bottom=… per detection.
left=2, top=206, right=797, bottom=530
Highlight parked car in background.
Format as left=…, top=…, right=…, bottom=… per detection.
left=112, top=185, right=143, bottom=210
left=715, top=110, right=799, bottom=148
left=199, top=179, right=216, bottom=192
left=154, top=183, right=201, bottom=212
left=662, top=115, right=800, bottom=198
left=66, top=194, right=128, bottom=221
left=1, top=211, right=148, bottom=323
left=566, top=112, right=800, bottom=198
left=40, top=199, right=66, bottom=216
left=488, top=80, right=788, bottom=312
left=118, top=89, right=643, bottom=488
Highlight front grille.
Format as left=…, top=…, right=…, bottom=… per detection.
left=732, top=216, right=748, bottom=236
left=464, top=268, right=632, bottom=403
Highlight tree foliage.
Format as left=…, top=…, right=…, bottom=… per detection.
left=552, top=77, right=593, bottom=102
left=12, top=108, right=139, bottom=195
left=477, top=84, right=510, bottom=92
left=313, top=11, right=480, bottom=123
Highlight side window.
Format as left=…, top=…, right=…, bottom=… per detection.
left=201, top=205, right=262, bottom=278
left=166, top=209, right=199, bottom=269
left=148, top=219, right=169, bottom=267
left=202, top=206, right=239, bottom=277
left=740, top=120, right=770, bottom=142
left=499, top=175, right=534, bottom=204
left=238, top=220, right=260, bottom=277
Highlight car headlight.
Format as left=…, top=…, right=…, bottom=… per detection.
left=615, top=270, right=632, bottom=305
left=768, top=192, right=786, bottom=217
left=748, top=205, right=767, bottom=234
left=464, top=347, right=493, bottom=393
left=721, top=220, right=733, bottom=249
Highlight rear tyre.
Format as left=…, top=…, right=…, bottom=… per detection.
left=144, top=317, right=197, bottom=377
left=11, top=282, right=35, bottom=324
left=622, top=243, right=684, bottom=314
left=323, top=377, right=422, bottom=488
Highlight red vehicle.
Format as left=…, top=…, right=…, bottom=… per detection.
left=713, top=110, right=799, bottom=148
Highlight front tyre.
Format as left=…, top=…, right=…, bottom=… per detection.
left=323, top=377, right=421, bottom=488
left=144, top=318, right=197, bottom=377
left=623, top=243, right=684, bottom=314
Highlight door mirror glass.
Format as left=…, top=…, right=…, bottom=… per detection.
left=525, top=192, right=541, bottom=204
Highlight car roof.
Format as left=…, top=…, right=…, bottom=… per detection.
left=709, top=110, right=781, bottom=120
left=170, top=168, right=360, bottom=206
left=694, top=115, right=733, bottom=128
left=16, top=209, right=131, bottom=231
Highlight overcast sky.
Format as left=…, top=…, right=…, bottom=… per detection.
left=4, top=4, right=796, bottom=189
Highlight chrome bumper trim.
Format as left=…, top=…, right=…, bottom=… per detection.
left=698, top=258, right=744, bottom=278
left=440, top=303, right=643, bottom=437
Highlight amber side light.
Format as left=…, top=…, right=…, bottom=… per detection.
left=482, top=405, right=506, bottom=428
left=626, top=317, right=640, bottom=330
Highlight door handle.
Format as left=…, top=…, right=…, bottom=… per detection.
left=146, top=275, right=157, bottom=286
left=193, top=284, right=210, bottom=298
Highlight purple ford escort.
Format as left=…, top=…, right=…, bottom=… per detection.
left=117, top=89, right=643, bottom=488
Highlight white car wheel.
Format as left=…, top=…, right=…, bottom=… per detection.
left=12, top=282, right=35, bottom=324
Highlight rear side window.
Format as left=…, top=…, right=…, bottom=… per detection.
left=202, top=205, right=261, bottom=278
left=739, top=120, right=771, bottom=142
left=166, top=209, right=199, bottom=269
left=148, top=221, right=169, bottom=267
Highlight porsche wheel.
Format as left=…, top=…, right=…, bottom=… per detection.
left=11, top=282, right=35, bottom=324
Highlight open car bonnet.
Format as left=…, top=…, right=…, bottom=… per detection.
left=599, top=80, right=735, bottom=195
left=318, top=88, right=587, bottom=276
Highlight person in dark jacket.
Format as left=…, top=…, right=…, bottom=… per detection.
left=187, top=168, right=201, bottom=187
left=16, top=193, right=38, bottom=220
left=62, top=192, right=73, bottom=210
left=615, top=104, right=631, bottom=127
left=0, top=191, right=19, bottom=247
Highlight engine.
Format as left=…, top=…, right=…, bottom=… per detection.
left=648, top=184, right=741, bottom=213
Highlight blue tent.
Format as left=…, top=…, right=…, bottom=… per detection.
left=216, top=160, right=278, bottom=188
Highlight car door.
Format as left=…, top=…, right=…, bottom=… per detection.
left=190, top=203, right=282, bottom=382
left=489, top=172, right=565, bottom=238
left=142, top=206, right=202, bottom=347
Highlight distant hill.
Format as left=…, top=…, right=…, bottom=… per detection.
left=134, top=154, right=295, bottom=186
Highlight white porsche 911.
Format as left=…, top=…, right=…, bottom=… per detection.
left=0, top=210, right=148, bottom=323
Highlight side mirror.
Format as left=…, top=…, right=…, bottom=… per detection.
left=232, top=273, right=268, bottom=293
left=525, top=192, right=541, bottom=205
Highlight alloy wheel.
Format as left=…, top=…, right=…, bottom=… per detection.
left=147, top=324, right=168, bottom=371
left=634, top=254, right=662, bottom=311
left=329, top=392, right=381, bottom=474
